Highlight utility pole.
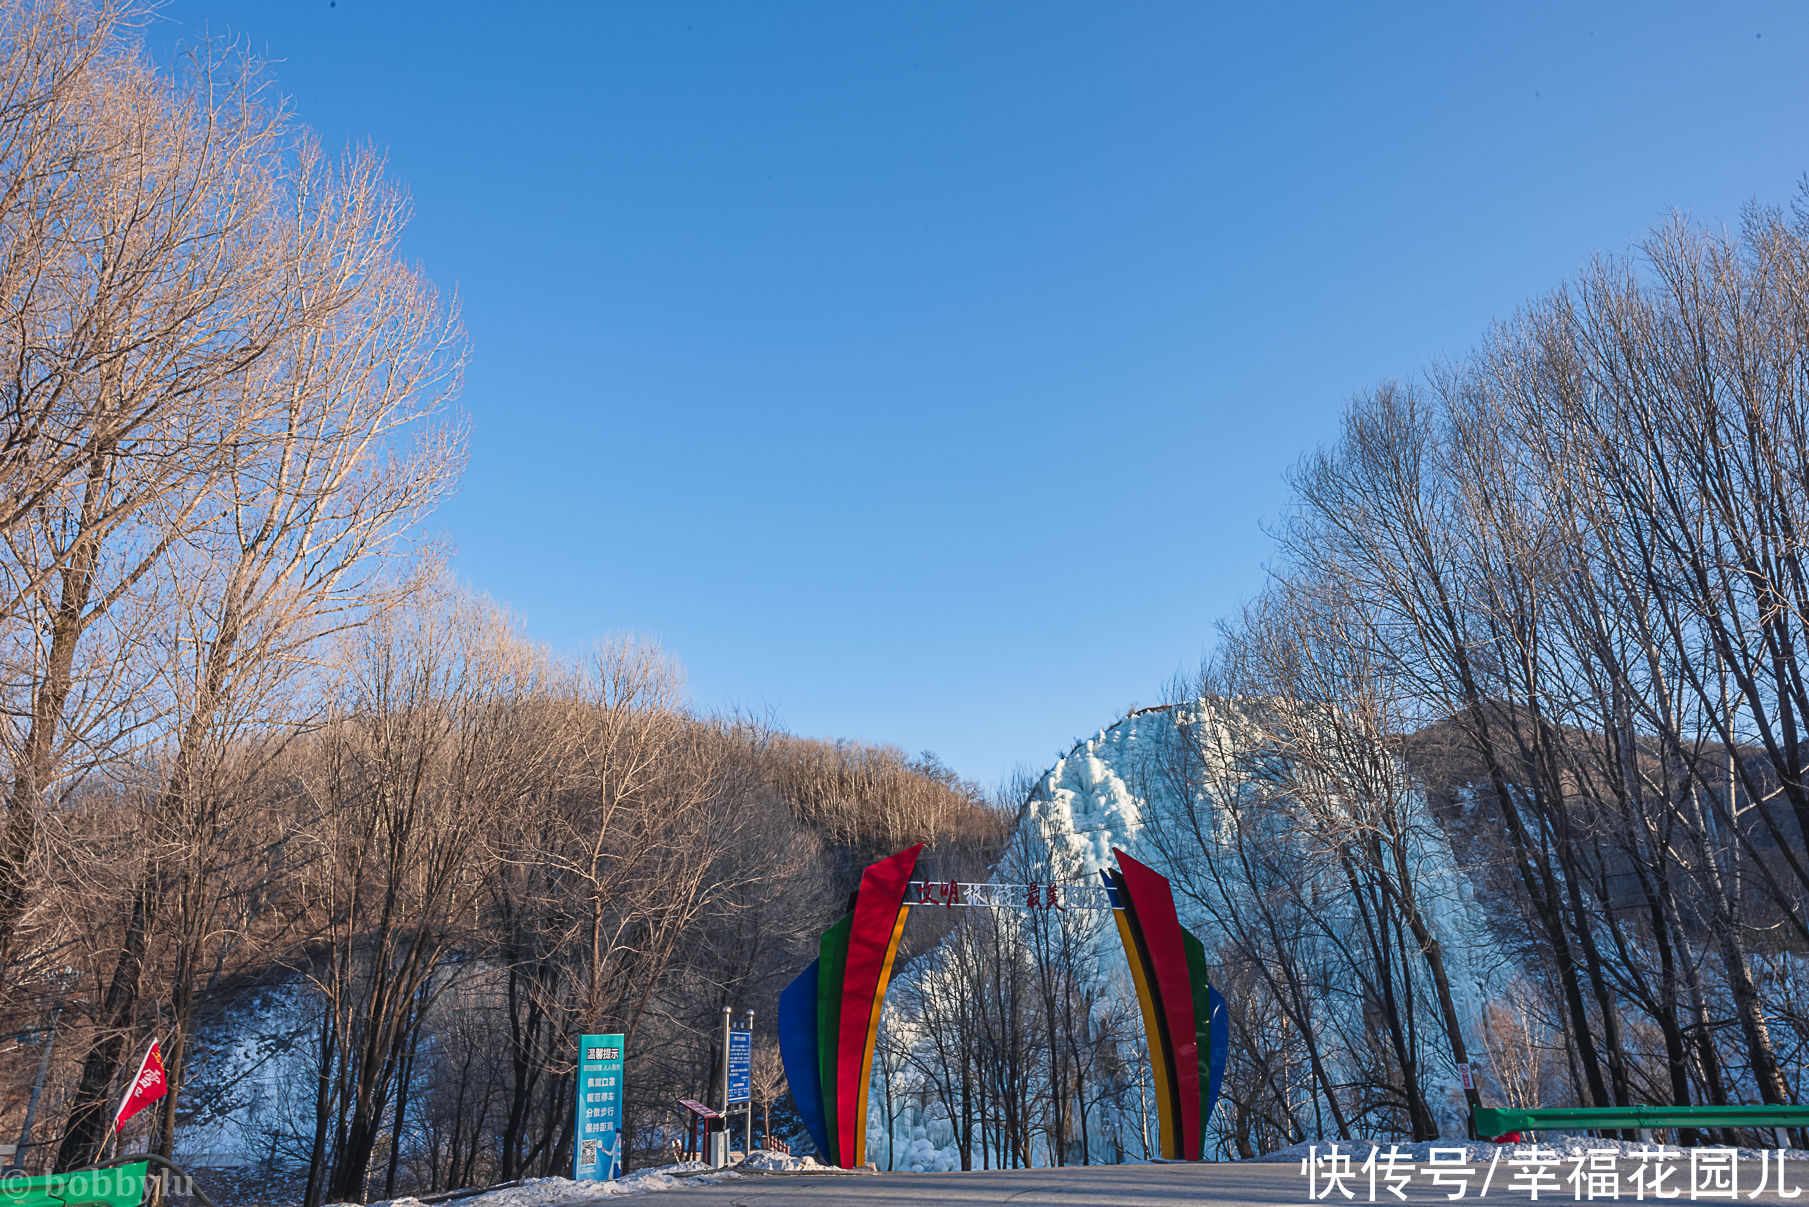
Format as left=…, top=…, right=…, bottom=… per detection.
left=14, top=994, right=66, bottom=1170
left=745, top=1010, right=755, bottom=1158
left=717, top=1006, right=731, bottom=1169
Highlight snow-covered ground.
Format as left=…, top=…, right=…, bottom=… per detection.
left=332, top=1153, right=829, bottom=1207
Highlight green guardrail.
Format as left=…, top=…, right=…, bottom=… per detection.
left=0, top=1161, right=147, bottom=1207
left=1475, top=1105, right=1809, bottom=1137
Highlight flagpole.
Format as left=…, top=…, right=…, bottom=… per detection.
left=112, top=1037, right=161, bottom=1159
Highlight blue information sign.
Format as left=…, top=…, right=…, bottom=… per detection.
left=575, top=1033, right=625, bottom=1181
left=726, top=1027, right=751, bottom=1105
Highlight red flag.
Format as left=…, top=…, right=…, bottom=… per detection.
left=113, top=1039, right=168, bottom=1133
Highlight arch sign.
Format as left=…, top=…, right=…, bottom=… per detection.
left=776, top=844, right=1229, bottom=1167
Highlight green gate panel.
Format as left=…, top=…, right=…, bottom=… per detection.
left=815, top=911, right=853, bottom=1162
left=1182, top=928, right=1215, bottom=1150
left=0, top=1162, right=146, bottom=1207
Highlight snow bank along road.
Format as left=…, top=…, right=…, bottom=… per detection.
left=606, top=1161, right=1809, bottom=1205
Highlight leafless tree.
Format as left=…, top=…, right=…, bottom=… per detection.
left=52, top=117, right=467, bottom=1174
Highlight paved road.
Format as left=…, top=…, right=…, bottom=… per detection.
left=637, top=1159, right=1809, bottom=1205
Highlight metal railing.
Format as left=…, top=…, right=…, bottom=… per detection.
left=1475, top=1104, right=1809, bottom=1138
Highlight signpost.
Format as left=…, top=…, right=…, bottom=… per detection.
left=718, top=1009, right=755, bottom=1167
left=575, top=1034, right=625, bottom=1181
left=727, top=1028, right=750, bottom=1105
left=729, top=1014, right=753, bottom=1160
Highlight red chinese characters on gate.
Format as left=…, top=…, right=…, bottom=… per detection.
left=913, top=879, right=963, bottom=908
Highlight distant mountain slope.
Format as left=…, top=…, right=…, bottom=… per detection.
left=872, top=700, right=1506, bottom=1168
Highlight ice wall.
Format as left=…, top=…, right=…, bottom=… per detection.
left=869, top=700, right=1506, bottom=1169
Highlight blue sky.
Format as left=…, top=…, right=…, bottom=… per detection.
left=153, top=2, right=1809, bottom=789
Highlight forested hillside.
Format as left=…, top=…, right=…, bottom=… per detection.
left=1159, top=194, right=1809, bottom=1152
left=6, top=581, right=1009, bottom=1196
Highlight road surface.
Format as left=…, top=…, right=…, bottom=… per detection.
left=638, top=1159, right=1809, bottom=1204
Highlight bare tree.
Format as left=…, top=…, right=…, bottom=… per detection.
left=749, top=1043, right=783, bottom=1150
left=0, top=16, right=316, bottom=983
left=53, top=115, right=467, bottom=1171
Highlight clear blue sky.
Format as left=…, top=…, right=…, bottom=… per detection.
left=153, top=2, right=1809, bottom=789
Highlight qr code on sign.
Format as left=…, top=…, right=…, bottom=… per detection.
left=580, top=1140, right=598, bottom=1169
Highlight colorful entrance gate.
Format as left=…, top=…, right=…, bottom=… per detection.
left=776, top=844, right=1229, bottom=1167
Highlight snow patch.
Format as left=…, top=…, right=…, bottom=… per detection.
left=338, top=1164, right=749, bottom=1207
left=737, top=1151, right=825, bottom=1172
